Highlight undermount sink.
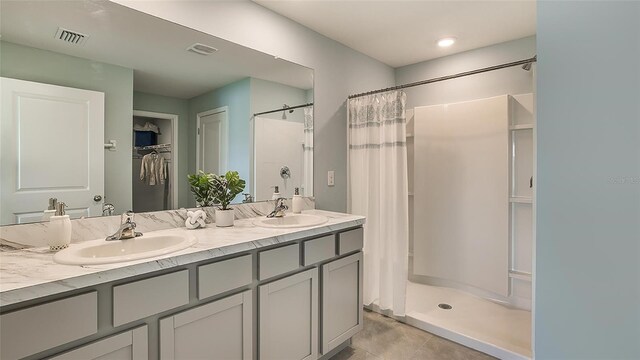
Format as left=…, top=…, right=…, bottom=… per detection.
left=253, top=213, right=328, bottom=229
left=53, top=233, right=197, bottom=265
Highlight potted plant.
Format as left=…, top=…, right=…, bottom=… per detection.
left=211, top=171, right=246, bottom=227
left=187, top=170, right=216, bottom=207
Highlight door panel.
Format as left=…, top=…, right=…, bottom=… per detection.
left=160, top=290, right=252, bottom=360
left=1, top=77, right=104, bottom=225
left=49, top=326, right=147, bottom=360
left=197, top=109, right=227, bottom=174
left=259, top=268, right=318, bottom=360
left=322, top=252, right=364, bottom=354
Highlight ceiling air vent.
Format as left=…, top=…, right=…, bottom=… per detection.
left=187, top=43, right=218, bottom=56
left=55, top=27, right=88, bottom=46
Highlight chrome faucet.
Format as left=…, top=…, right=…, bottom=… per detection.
left=106, top=211, right=143, bottom=241
left=102, top=203, right=115, bottom=216
left=242, top=193, right=254, bottom=203
left=267, top=198, right=288, bottom=218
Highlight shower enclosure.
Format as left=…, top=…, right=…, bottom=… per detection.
left=348, top=52, right=537, bottom=359
left=406, top=93, right=534, bottom=359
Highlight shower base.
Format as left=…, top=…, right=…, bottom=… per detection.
left=404, top=281, right=531, bottom=359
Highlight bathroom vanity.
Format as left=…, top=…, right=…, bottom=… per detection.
left=0, top=211, right=365, bottom=360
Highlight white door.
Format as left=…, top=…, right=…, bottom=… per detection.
left=259, top=268, right=318, bottom=360
left=197, top=107, right=228, bottom=174
left=159, top=290, right=252, bottom=360
left=0, top=77, right=105, bottom=225
left=50, top=326, right=148, bottom=360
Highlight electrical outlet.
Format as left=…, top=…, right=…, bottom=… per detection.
left=327, top=171, right=335, bottom=186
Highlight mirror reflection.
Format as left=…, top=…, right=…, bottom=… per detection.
left=0, top=0, right=314, bottom=225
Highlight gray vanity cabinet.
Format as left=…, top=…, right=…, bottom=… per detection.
left=159, top=290, right=253, bottom=360
left=0, top=224, right=365, bottom=360
left=259, top=268, right=319, bottom=360
left=49, top=326, right=148, bottom=360
left=321, top=252, right=364, bottom=355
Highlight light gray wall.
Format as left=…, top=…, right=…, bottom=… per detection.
left=133, top=91, right=190, bottom=208
left=536, top=1, right=640, bottom=358
left=251, top=78, right=308, bottom=122
left=0, top=41, right=134, bottom=214
left=113, top=0, right=396, bottom=212
left=189, top=78, right=252, bottom=205
left=395, top=36, right=535, bottom=109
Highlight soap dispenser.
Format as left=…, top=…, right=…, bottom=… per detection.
left=42, top=197, right=58, bottom=221
left=292, top=187, right=303, bottom=214
left=272, top=186, right=281, bottom=200
left=49, top=202, right=71, bottom=251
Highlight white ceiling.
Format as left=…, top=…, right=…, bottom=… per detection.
left=254, top=0, right=536, bottom=68
left=1, top=1, right=313, bottom=99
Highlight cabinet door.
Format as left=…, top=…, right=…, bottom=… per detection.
left=159, top=290, right=252, bottom=360
left=49, top=326, right=147, bottom=360
left=322, top=252, right=363, bottom=354
left=259, top=268, right=318, bottom=360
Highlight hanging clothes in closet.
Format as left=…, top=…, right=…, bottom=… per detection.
left=140, top=152, right=167, bottom=185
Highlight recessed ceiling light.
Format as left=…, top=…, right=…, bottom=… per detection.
left=437, top=37, right=456, bottom=48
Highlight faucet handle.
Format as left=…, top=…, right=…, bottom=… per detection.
left=276, top=198, right=288, bottom=209
left=122, top=211, right=135, bottom=224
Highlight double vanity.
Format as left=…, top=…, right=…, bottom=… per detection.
left=0, top=210, right=365, bottom=360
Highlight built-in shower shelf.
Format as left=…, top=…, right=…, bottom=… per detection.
left=406, top=133, right=415, bottom=138
left=509, top=270, right=532, bottom=282
left=408, top=192, right=414, bottom=197
left=509, top=197, right=532, bottom=204
left=509, top=124, right=534, bottom=130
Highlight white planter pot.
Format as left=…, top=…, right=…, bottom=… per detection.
left=215, top=209, right=235, bottom=227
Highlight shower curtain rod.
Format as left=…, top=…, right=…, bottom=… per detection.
left=348, top=56, right=537, bottom=99
left=253, top=102, right=314, bottom=117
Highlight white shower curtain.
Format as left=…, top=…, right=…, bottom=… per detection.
left=347, top=90, right=409, bottom=316
left=303, top=106, right=314, bottom=197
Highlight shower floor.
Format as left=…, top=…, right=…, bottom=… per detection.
left=404, top=281, right=532, bottom=359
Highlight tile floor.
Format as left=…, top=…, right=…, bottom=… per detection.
left=331, top=310, right=496, bottom=360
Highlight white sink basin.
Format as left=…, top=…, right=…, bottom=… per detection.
left=253, top=214, right=328, bottom=229
left=53, top=233, right=197, bottom=265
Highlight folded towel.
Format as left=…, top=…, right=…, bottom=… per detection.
left=185, top=210, right=207, bottom=229
left=133, top=122, right=160, bottom=134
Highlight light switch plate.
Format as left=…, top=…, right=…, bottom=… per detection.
left=327, top=171, right=335, bottom=186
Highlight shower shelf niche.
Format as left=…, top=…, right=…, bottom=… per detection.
left=509, top=197, right=532, bottom=204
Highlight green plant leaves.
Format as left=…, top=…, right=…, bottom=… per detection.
left=187, top=170, right=216, bottom=207
left=189, top=170, right=246, bottom=210
left=211, top=171, right=246, bottom=210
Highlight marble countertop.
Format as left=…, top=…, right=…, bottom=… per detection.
left=0, top=210, right=365, bottom=308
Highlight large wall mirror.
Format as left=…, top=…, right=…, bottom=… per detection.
left=0, top=0, right=314, bottom=225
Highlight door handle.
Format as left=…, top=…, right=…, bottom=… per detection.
left=93, top=195, right=103, bottom=202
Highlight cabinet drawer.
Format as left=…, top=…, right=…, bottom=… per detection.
left=198, top=255, right=253, bottom=300
left=303, top=235, right=335, bottom=265
left=0, top=292, right=98, bottom=360
left=113, top=270, right=189, bottom=327
left=338, top=228, right=364, bottom=255
left=259, top=244, right=300, bottom=280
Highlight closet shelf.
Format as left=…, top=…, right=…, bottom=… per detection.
left=134, top=143, right=172, bottom=151
left=509, top=270, right=532, bottom=282
left=509, top=124, right=534, bottom=130
left=509, top=197, right=532, bottom=204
